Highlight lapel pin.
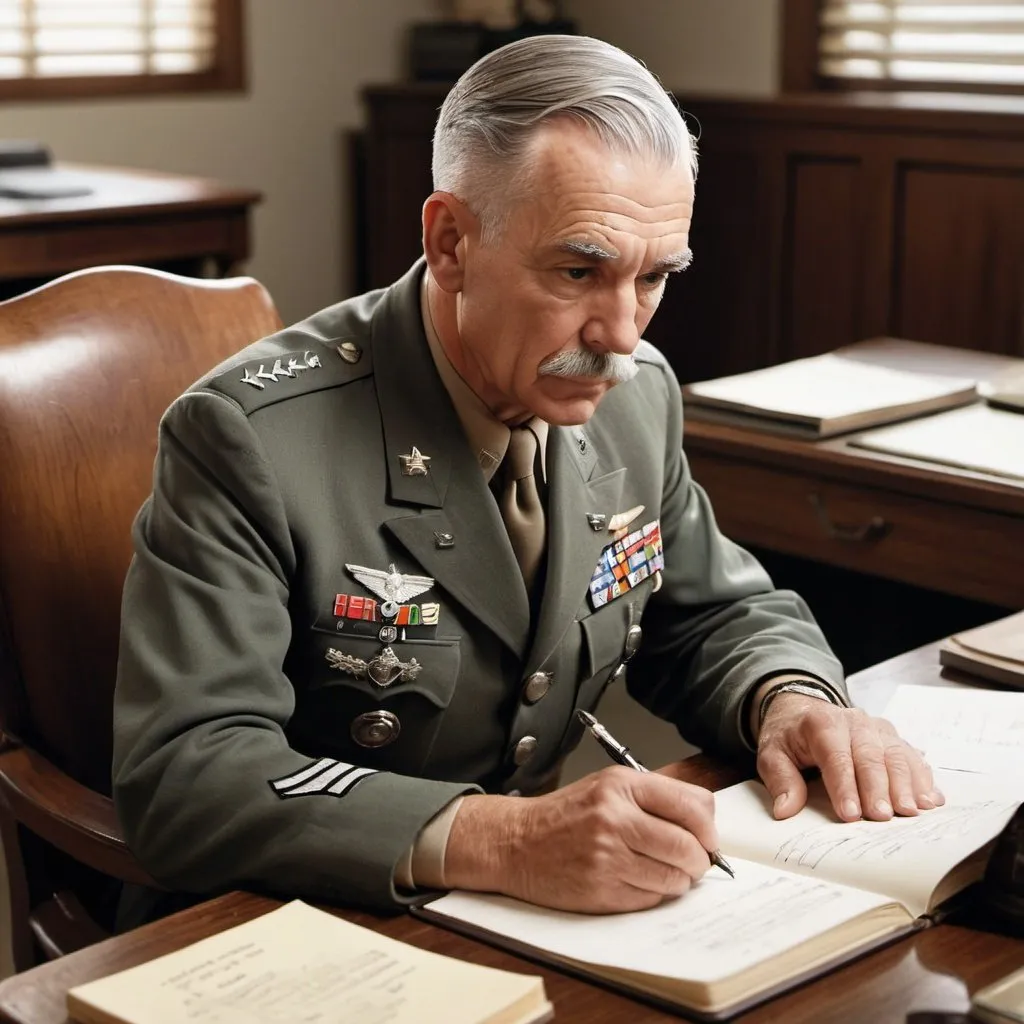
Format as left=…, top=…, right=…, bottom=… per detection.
left=608, top=505, right=646, bottom=534
left=346, top=562, right=434, bottom=619
left=399, top=446, right=432, bottom=477
left=434, top=531, right=455, bottom=549
left=586, top=513, right=607, bottom=531
left=337, top=341, right=362, bottom=364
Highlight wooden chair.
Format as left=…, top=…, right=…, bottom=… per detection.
left=0, top=266, right=283, bottom=971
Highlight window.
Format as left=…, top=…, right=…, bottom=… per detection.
left=0, top=0, right=244, bottom=101
left=783, top=0, right=1024, bottom=93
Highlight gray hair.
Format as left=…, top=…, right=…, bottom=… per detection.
left=432, top=34, right=697, bottom=242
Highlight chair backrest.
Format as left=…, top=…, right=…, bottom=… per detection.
left=0, top=266, right=283, bottom=793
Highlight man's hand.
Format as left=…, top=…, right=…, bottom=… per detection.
left=444, top=767, right=718, bottom=913
left=756, top=693, right=945, bottom=822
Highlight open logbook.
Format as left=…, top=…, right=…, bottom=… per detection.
left=420, top=769, right=1024, bottom=1021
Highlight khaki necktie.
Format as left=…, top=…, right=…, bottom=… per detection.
left=497, top=420, right=547, bottom=593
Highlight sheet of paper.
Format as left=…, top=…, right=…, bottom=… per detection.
left=686, top=354, right=974, bottom=421
left=68, top=901, right=545, bottom=1024
left=851, top=403, right=1024, bottom=480
left=429, top=859, right=894, bottom=984
left=714, top=769, right=1024, bottom=919
left=882, top=684, right=1024, bottom=776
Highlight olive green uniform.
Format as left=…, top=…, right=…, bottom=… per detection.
left=113, top=262, right=843, bottom=911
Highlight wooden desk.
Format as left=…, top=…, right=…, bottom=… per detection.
left=0, top=163, right=261, bottom=295
left=685, top=340, right=1024, bottom=609
left=0, top=644, right=1018, bottom=1024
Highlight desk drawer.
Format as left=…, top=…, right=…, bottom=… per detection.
left=688, top=453, right=1024, bottom=607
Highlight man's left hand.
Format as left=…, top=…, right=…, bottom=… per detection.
left=756, top=694, right=945, bottom=822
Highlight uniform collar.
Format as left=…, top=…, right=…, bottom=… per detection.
left=420, top=274, right=548, bottom=484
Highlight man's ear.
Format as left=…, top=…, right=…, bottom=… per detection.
left=422, top=192, right=476, bottom=292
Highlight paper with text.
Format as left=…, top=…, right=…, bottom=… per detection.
left=882, top=684, right=1024, bottom=776
left=430, top=859, right=894, bottom=984
left=715, top=768, right=1024, bottom=918
left=67, top=901, right=548, bottom=1024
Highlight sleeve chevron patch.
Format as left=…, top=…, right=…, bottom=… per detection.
left=268, top=757, right=377, bottom=800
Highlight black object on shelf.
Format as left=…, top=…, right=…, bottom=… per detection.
left=409, top=20, right=577, bottom=82
left=0, top=140, right=51, bottom=169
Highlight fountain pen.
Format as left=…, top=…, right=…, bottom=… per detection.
left=576, top=709, right=735, bottom=879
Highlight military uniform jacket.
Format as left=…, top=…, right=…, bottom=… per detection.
left=113, top=261, right=843, bottom=911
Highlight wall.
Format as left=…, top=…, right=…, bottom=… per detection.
left=0, top=0, right=437, bottom=324
left=563, top=0, right=781, bottom=97
left=0, top=2, right=779, bottom=321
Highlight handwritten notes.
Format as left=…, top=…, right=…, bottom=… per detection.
left=882, top=684, right=1024, bottom=776
left=715, top=768, right=1024, bottom=919
left=431, top=861, right=893, bottom=984
left=67, top=901, right=550, bottom=1024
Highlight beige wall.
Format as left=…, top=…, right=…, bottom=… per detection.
left=0, top=2, right=778, bottom=323
left=564, top=0, right=781, bottom=97
left=0, top=0, right=436, bottom=323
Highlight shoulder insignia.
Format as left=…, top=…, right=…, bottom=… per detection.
left=239, top=350, right=321, bottom=390
left=202, top=335, right=372, bottom=415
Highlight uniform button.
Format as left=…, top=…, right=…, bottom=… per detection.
left=609, top=662, right=626, bottom=685
left=351, top=710, right=401, bottom=748
left=512, top=735, right=538, bottom=766
left=523, top=671, right=552, bottom=704
left=624, top=624, right=643, bottom=659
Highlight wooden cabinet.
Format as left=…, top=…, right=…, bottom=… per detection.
left=360, top=87, right=1024, bottom=383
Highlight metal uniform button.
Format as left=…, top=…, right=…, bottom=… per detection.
left=513, top=735, right=538, bottom=766
left=609, top=662, right=626, bottom=685
left=624, top=624, right=643, bottom=660
left=523, top=671, right=552, bottom=704
left=351, top=710, right=401, bottom=748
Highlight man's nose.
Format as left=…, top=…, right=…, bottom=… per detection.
left=581, top=283, right=641, bottom=356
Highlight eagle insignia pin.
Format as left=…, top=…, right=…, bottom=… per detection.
left=346, top=562, right=434, bottom=619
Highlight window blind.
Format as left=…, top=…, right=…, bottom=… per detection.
left=819, top=1, right=1024, bottom=86
left=0, top=0, right=216, bottom=80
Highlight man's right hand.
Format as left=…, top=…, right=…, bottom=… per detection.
left=443, top=767, right=718, bottom=913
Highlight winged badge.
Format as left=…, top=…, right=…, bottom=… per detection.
left=345, top=562, right=434, bottom=617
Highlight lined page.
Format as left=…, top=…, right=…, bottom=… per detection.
left=715, top=769, right=1024, bottom=918
left=883, top=684, right=1024, bottom=776
left=429, top=860, right=894, bottom=984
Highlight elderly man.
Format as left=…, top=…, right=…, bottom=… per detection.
left=113, top=34, right=942, bottom=918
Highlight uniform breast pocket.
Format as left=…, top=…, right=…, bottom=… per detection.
left=294, top=629, right=461, bottom=776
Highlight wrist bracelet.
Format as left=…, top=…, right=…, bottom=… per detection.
left=758, top=680, right=842, bottom=734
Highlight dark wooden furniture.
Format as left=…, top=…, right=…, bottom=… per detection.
left=684, top=339, right=1024, bottom=611
left=0, top=163, right=261, bottom=299
left=360, top=86, right=1024, bottom=384
left=0, top=267, right=282, bottom=971
left=0, top=644, right=1018, bottom=1024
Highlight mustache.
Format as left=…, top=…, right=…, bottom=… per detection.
left=538, top=349, right=639, bottom=384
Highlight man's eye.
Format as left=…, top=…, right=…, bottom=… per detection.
left=640, top=272, right=668, bottom=288
left=564, top=267, right=591, bottom=281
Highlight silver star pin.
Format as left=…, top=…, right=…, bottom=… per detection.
left=398, top=446, right=432, bottom=477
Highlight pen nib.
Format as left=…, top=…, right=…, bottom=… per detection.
left=576, top=709, right=597, bottom=727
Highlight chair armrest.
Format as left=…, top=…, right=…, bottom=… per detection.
left=0, top=744, right=158, bottom=887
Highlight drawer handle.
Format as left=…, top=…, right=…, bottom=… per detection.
left=808, top=493, right=890, bottom=543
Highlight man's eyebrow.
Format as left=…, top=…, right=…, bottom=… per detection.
left=554, top=239, right=620, bottom=261
left=651, top=249, right=694, bottom=274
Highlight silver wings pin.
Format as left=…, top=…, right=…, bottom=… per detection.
left=345, top=562, right=434, bottom=618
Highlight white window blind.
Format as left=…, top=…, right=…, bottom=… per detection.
left=819, top=1, right=1024, bottom=86
left=0, top=0, right=216, bottom=80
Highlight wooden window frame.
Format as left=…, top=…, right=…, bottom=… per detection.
left=0, top=0, right=245, bottom=102
left=782, top=0, right=1024, bottom=96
